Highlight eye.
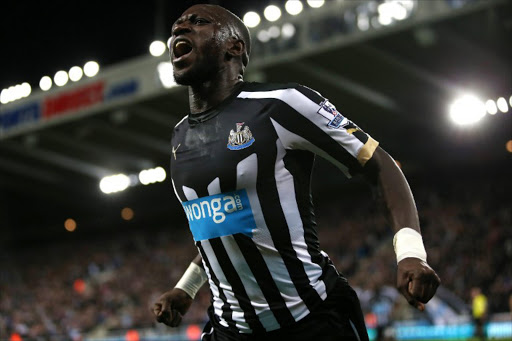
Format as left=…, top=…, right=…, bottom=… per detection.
left=194, top=18, right=209, bottom=24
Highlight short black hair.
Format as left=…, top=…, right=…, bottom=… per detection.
left=226, top=9, right=251, bottom=67
left=212, top=5, right=251, bottom=68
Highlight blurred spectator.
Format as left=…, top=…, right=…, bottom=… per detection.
left=0, top=170, right=510, bottom=339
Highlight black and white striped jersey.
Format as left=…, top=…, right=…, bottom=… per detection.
left=170, top=82, right=379, bottom=334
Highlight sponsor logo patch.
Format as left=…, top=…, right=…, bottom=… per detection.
left=317, top=100, right=347, bottom=129
left=182, top=189, right=256, bottom=241
left=227, top=122, right=255, bottom=150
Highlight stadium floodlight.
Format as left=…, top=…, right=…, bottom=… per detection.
left=378, top=1, right=408, bottom=23
left=357, top=14, right=370, bottom=31
left=485, top=99, right=498, bottom=115
left=54, top=70, right=69, bottom=86
left=285, top=0, right=303, bottom=15
left=20, top=82, right=31, bottom=97
left=268, top=25, right=280, bottom=39
left=282, top=23, right=296, bottom=39
left=378, top=12, right=393, bottom=26
left=0, top=89, right=8, bottom=104
left=139, top=166, right=166, bottom=185
left=307, top=0, right=325, bottom=8
left=157, top=62, right=177, bottom=88
left=257, top=30, right=271, bottom=43
left=449, top=94, right=486, bottom=126
left=13, top=84, right=24, bottom=100
left=0, top=83, right=32, bottom=103
left=264, top=5, right=282, bottom=22
left=243, top=11, right=261, bottom=28
left=150, top=40, right=166, bottom=57
left=496, top=97, right=509, bottom=113
left=84, top=61, right=99, bottom=77
left=99, top=173, right=130, bottom=194
left=69, top=66, right=83, bottom=82
left=40, top=76, right=52, bottom=91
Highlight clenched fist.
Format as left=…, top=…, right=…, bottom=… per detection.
left=153, top=288, right=193, bottom=327
left=397, top=257, right=441, bottom=311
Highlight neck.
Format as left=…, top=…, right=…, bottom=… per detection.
left=188, top=67, right=243, bottom=114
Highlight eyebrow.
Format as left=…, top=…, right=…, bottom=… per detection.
left=173, top=13, right=213, bottom=29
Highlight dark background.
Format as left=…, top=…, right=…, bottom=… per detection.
left=1, top=0, right=511, bottom=244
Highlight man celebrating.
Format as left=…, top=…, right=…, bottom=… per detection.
left=153, top=4, right=440, bottom=341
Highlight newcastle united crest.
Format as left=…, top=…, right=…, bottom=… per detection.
left=227, top=122, right=255, bottom=150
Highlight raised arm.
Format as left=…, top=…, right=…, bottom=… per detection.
left=363, top=146, right=440, bottom=311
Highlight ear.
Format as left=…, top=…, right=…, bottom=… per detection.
left=226, top=37, right=246, bottom=59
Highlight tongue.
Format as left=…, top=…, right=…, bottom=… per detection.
left=175, top=43, right=192, bottom=58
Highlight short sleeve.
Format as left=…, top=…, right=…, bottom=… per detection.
left=255, top=84, right=379, bottom=176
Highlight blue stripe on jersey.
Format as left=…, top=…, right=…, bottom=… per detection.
left=182, top=189, right=257, bottom=241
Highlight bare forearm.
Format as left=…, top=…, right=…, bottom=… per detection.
left=192, top=253, right=203, bottom=267
left=367, top=147, right=420, bottom=233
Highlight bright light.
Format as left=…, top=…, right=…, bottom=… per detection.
left=139, top=167, right=166, bottom=185
left=268, top=26, right=280, bottom=39
left=13, top=84, right=24, bottom=100
left=378, top=12, right=393, bottom=26
left=307, top=0, right=325, bottom=8
left=84, top=61, right=99, bottom=77
left=257, top=30, right=271, bottom=43
left=20, top=82, right=31, bottom=97
left=157, top=61, right=176, bottom=88
left=496, top=97, right=509, bottom=113
left=64, top=218, right=77, bottom=232
left=99, top=173, right=130, bottom=194
left=357, top=14, right=370, bottom=31
left=54, top=70, right=68, bottom=87
left=506, top=140, right=512, bottom=153
left=69, top=66, right=83, bottom=82
left=1, top=82, right=32, bottom=104
left=121, top=207, right=134, bottom=221
left=150, top=40, right=166, bottom=57
left=40, top=76, right=52, bottom=91
left=264, top=5, right=282, bottom=22
left=486, top=99, right=498, bottom=115
left=0, top=89, right=8, bottom=104
left=509, top=95, right=512, bottom=107
left=449, top=94, right=486, bottom=125
left=285, top=0, right=303, bottom=15
left=378, top=1, right=408, bottom=23
left=282, top=23, right=296, bottom=38
left=243, top=11, right=261, bottom=28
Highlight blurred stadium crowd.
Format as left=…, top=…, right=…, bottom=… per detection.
left=1, top=168, right=511, bottom=340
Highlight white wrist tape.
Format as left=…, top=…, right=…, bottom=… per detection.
left=393, top=227, right=427, bottom=263
left=175, top=262, right=208, bottom=299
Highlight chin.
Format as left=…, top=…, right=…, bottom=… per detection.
left=173, top=59, right=220, bottom=86
left=173, top=71, right=194, bottom=86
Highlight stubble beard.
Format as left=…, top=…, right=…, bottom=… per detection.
left=173, top=61, right=218, bottom=86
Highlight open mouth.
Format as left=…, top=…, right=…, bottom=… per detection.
left=173, top=40, right=193, bottom=60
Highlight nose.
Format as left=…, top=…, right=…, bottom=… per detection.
left=172, top=22, right=192, bottom=37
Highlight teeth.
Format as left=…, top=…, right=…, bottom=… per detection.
left=174, top=40, right=192, bottom=58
